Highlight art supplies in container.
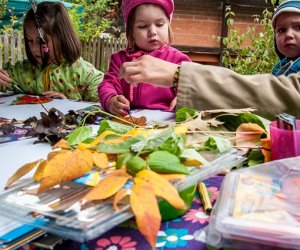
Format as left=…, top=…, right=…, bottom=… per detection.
left=206, top=156, right=300, bottom=249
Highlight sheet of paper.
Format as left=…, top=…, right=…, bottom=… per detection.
left=0, top=95, right=96, bottom=120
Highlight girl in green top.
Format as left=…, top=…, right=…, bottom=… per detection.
left=0, top=1, right=103, bottom=102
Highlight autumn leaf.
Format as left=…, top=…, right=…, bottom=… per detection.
left=38, top=149, right=93, bottom=193
left=92, top=152, right=109, bottom=168
left=113, top=115, right=147, bottom=126
left=158, top=173, right=186, bottom=181
left=82, top=169, right=131, bottom=202
left=113, top=188, right=131, bottom=211
left=136, top=170, right=186, bottom=210
left=131, top=178, right=161, bottom=249
left=33, top=160, right=48, bottom=181
left=235, top=123, right=267, bottom=150
left=261, top=137, right=271, bottom=162
left=5, top=159, right=43, bottom=189
left=52, top=139, right=71, bottom=150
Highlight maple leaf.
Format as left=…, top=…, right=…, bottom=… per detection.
left=235, top=123, right=267, bottom=151
left=131, top=178, right=161, bottom=249
left=112, top=115, right=147, bottom=126
left=38, top=149, right=94, bottom=193
left=184, top=112, right=224, bottom=131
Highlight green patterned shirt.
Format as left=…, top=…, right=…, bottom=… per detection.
left=2, top=57, right=103, bottom=102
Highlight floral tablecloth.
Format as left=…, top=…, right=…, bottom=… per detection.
left=56, top=176, right=223, bottom=250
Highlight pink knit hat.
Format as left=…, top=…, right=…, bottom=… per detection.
left=122, top=0, right=174, bottom=24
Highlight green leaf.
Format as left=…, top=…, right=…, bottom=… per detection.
left=180, top=148, right=209, bottom=165
left=147, top=151, right=189, bottom=174
left=95, top=136, right=143, bottom=154
left=97, top=120, right=131, bottom=135
left=176, top=107, right=198, bottom=122
left=159, top=134, right=186, bottom=156
left=126, top=155, right=146, bottom=176
left=66, top=126, right=93, bottom=146
left=116, top=152, right=134, bottom=169
left=218, top=113, right=265, bottom=131
left=203, top=135, right=232, bottom=153
left=247, top=149, right=264, bottom=166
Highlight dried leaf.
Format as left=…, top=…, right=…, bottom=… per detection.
left=158, top=174, right=186, bottom=181
left=113, top=188, right=131, bottom=211
left=82, top=169, right=131, bottom=201
left=236, top=123, right=267, bottom=150
left=38, top=149, right=93, bottom=193
left=136, top=170, right=186, bottom=210
left=184, top=113, right=223, bottom=131
left=113, top=116, right=147, bottom=126
left=92, top=152, right=109, bottom=168
left=5, top=159, right=42, bottom=188
left=131, top=178, right=161, bottom=249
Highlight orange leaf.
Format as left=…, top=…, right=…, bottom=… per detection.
left=236, top=123, right=267, bottom=150
left=136, top=170, right=186, bottom=210
left=82, top=169, right=131, bottom=202
left=113, top=188, right=131, bottom=211
left=52, top=139, right=71, bottom=150
left=131, top=178, right=160, bottom=249
left=33, top=160, right=48, bottom=181
left=158, top=174, right=186, bottom=182
left=113, top=116, right=147, bottom=126
left=92, top=152, right=109, bottom=168
left=261, top=137, right=272, bottom=162
left=5, top=159, right=43, bottom=189
left=38, top=149, right=93, bottom=193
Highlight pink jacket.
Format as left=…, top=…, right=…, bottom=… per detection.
left=98, top=45, right=191, bottom=112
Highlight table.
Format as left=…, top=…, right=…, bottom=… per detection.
left=0, top=94, right=225, bottom=250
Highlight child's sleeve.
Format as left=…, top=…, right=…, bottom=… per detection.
left=98, top=53, right=124, bottom=111
left=78, top=60, right=104, bottom=102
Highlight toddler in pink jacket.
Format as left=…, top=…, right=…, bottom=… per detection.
left=98, top=0, right=191, bottom=116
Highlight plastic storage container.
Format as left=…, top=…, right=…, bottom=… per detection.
left=206, top=156, right=300, bottom=249
left=0, top=150, right=245, bottom=242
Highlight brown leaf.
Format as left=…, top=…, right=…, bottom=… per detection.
left=184, top=113, right=224, bottom=131
left=38, top=149, right=93, bottom=193
left=33, top=160, right=48, bottom=181
left=136, top=170, right=186, bottom=210
left=131, top=178, right=161, bottom=249
left=82, top=169, right=131, bottom=202
left=5, top=159, right=42, bottom=189
left=92, top=152, right=109, bottom=168
left=113, top=116, right=147, bottom=126
left=236, top=123, right=267, bottom=151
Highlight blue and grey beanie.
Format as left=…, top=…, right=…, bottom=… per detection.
left=272, top=0, right=300, bottom=28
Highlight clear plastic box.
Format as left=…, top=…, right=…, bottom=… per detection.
left=0, top=150, right=245, bottom=242
left=206, top=156, right=300, bottom=249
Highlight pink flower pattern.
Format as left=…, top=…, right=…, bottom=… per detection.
left=183, top=207, right=210, bottom=224
left=96, top=236, right=137, bottom=250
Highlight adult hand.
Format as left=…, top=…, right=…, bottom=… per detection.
left=0, top=69, right=12, bottom=85
left=43, top=91, right=67, bottom=99
left=108, top=95, right=130, bottom=116
left=119, top=55, right=178, bottom=87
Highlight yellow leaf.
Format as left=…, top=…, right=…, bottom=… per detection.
left=38, top=149, right=93, bottom=193
left=182, top=158, right=202, bottom=167
left=82, top=169, right=131, bottom=201
left=236, top=123, right=267, bottom=150
left=33, top=160, right=48, bottom=181
left=136, top=170, right=186, bottom=210
left=5, top=159, right=42, bottom=189
left=174, top=124, right=188, bottom=135
left=52, top=139, right=71, bottom=149
left=131, top=179, right=161, bottom=249
left=158, top=174, right=186, bottom=181
left=78, top=131, right=117, bottom=149
left=92, top=152, right=109, bottom=168
left=113, top=188, right=131, bottom=211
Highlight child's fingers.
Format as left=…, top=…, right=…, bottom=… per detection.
left=0, top=69, right=12, bottom=85
left=169, top=97, right=177, bottom=110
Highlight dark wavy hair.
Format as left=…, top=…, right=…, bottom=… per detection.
left=23, top=1, right=81, bottom=66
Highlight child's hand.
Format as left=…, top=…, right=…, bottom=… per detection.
left=169, top=97, right=177, bottom=110
left=43, top=91, right=67, bottom=99
left=108, top=95, right=130, bottom=116
left=0, top=69, right=12, bottom=85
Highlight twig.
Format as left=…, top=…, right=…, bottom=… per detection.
left=186, top=130, right=262, bottom=135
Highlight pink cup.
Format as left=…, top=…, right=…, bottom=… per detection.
left=270, top=120, right=300, bottom=160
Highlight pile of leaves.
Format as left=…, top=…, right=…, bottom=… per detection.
left=5, top=107, right=271, bottom=248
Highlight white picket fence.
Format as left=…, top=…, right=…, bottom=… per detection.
left=0, top=30, right=127, bottom=71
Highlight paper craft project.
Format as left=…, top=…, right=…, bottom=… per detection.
left=11, top=95, right=52, bottom=105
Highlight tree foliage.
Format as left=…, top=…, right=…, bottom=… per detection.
left=216, top=0, right=284, bottom=75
